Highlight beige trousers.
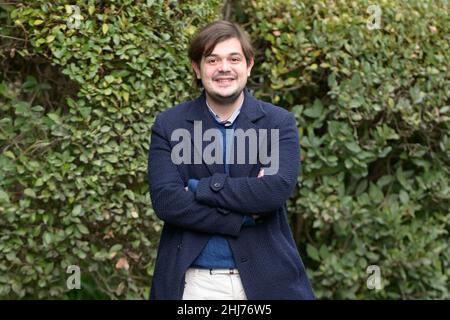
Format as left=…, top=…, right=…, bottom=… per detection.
left=182, top=268, right=248, bottom=300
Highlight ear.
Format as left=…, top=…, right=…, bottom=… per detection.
left=247, top=57, right=255, bottom=76
left=191, top=62, right=201, bottom=79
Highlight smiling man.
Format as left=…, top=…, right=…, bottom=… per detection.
left=192, top=36, right=251, bottom=109
left=147, top=20, right=315, bottom=300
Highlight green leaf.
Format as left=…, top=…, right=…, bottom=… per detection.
left=3, top=151, right=16, bottom=159
left=0, top=189, right=10, bottom=203
left=319, top=245, right=330, bottom=260
left=303, top=99, right=323, bottom=118
left=48, top=113, right=60, bottom=123
left=350, top=73, right=361, bottom=89
left=307, top=244, right=320, bottom=261
left=161, top=33, right=170, bottom=41
left=396, top=167, right=411, bottom=191
left=77, top=224, right=89, bottom=235
left=106, top=154, right=118, bottom=163
left=366, top=252, right=379, bottom=261
left=44, top=262, right=54, bottom=274
left=377, top=175, right=393, bottom=188
left=399, top=190, right=410, bottom=204
left=65, top=4, right=73, bottom=14
left=122, top=91, right=129, bottom=103
left=102, top=23, right=109, bottom=35
left=328, top=72, right=337, bottom=88
left=105, top=75, right=115, bottom=83
left=122, top=107, right=132, bottom=115
left=345, top=142, right=361, bottom=153
left=43, top=232, right=52, bottom=245
left=46, top=35, right=55, bottom=43
left=109, top=244, right=123, bottom=253
left=355, top=179, right=368, bottom=196
left=72, top=205, right=83, bottom=216
left=349, top=98, right=362, bottom=109
left=369, top=182, right=384, bottom=204
left=24, top=188, right=36, bottom=198
left=79, top=107, right=92, bottom=118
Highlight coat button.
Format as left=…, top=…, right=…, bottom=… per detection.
left=241, top=257, right=248, bottom=263
left=218, top=207, right=231, bottom=215
left=213, top=182, right=221, bottom=188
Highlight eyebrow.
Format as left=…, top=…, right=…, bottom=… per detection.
left=206, top=52, right=243, bottom=57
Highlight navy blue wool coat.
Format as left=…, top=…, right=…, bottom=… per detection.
left=147, top=88, right=315, bottom=300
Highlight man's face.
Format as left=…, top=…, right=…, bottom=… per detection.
left=192, top=37, right=254, bottom=104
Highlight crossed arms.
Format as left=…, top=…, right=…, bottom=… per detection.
left=147, top=112, right=300, bottom=237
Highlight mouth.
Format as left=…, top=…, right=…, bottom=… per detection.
left=214, top=77, right=235, bottom=85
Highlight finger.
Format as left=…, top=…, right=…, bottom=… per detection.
left=257, top=168, right=265, bottom=178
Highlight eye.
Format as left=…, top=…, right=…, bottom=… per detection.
left=207, top=58, right=217, bottom=64
left=231, top=57, right=241, bottom=63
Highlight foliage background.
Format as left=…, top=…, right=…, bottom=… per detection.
left=0, top=0, right=448, bottom=299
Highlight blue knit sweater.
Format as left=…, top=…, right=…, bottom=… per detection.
left=189, top=105, right=255, bottom=269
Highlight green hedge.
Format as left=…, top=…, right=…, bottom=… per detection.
left=0, top=0, right=222, bottom=299
left=1, top=0, right=449, bottom=299
left=237, top=0, right=449, bottom=298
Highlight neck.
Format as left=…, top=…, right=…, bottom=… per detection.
left=205, top=91, right=244, bottom=121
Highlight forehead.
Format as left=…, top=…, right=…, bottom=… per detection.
left=207, top=37, right=244, bottom=56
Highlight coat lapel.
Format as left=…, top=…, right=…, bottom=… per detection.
left=185, top=90, right=223, bottom=176
left=184, top=88, right=266, bottom=177
left=229, top=89, right=266, bottom=178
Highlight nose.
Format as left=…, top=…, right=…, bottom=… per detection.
left=218, top=59, right=231, bottom=72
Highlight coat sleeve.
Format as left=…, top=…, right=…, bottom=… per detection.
left=194, top=112, right=300, bottom=215
left=148, top=114, right=244, bottom=237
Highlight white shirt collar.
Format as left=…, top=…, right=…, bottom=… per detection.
left=205, top=97, right=243, bottom=127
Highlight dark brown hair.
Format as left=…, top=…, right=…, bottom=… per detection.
left=188, top=20, right=255, bottom=87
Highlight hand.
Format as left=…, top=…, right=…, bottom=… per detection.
left=257, top=168, right=265, bottom=178
left=252, top=169, right=265, bottom=220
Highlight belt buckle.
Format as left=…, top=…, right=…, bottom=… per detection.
left=209, top=268, right=236, bottom=275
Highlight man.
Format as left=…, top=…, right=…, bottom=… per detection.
left=147, top=20, right=315, bottom=300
